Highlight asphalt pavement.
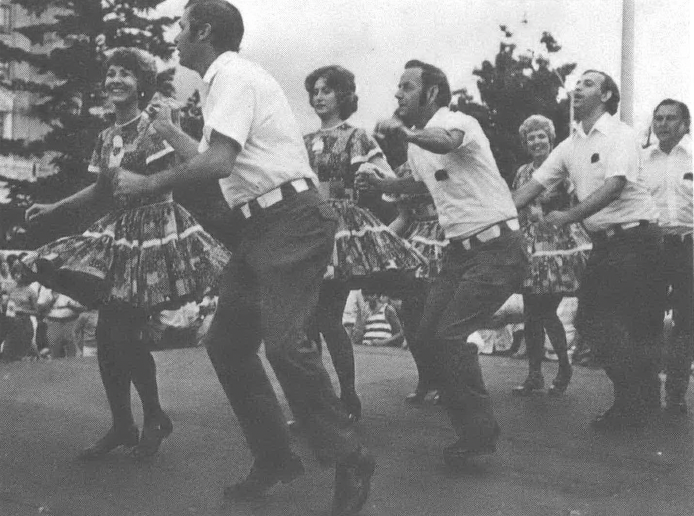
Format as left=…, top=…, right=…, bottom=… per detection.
left=1, top=345, right=692, bottom=516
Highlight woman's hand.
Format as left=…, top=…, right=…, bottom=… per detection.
left=25, top=203, right=56, bottom=225
left=538, top=210, right=571, bottom=231
left=146, top=99, right=175, bottom=134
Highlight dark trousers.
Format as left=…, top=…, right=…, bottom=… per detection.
left=96, top=304, right=162, bottom=430
left=203, top=188, right=358, bottom=468
left=415, top=230, right=525, bottom=442
left=577, top=225, right=665, bottom=414
left=663, top=234, right=693, bottom=405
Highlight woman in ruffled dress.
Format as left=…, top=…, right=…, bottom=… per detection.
left=511, top=115, right=592, bottom=396
left=24, top=48, right=231, bottom=459
left=303, top=65, right=425, bottom=420
left=388, top=161, right=448, bottom=403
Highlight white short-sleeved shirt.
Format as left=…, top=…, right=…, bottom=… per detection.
left=533, top=113, right=658, bottom=232
left=198, top=52, right=317, bottom=209
left=642, top=134, right=693, bottom=233
left=407, top=107, right=517, bottom=240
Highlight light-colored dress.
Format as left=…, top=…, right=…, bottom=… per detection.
left=512, top=162, right=592, bottom=295
left=304, top=122, right=425, bottom=284
left=25, top=114, right=231, bottom=312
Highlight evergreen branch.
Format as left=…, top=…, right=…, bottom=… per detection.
left=0, top=40, right=51, bottom=68
left=0, top=78, right=55, bottom=95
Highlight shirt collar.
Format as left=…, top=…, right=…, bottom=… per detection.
left=647, top=133, right=692, bottom=158
left=202, top=51, right=238, bottom=85
left=575, top=112, right=615, bottom=138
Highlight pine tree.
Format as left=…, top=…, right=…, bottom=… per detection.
left=453, top=26, right=577, bottom=183
left=0, top=0, right=176, bottom=246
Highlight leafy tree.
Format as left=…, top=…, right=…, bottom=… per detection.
left=0, top=0, right=177, bottom=247
left=453, top=26, right=577, bottom=183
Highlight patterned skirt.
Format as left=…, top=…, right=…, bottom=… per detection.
left=24, top=201, right=232, bottom=312
left=521, top=222, right=593, bottom=295
left=326, top=199, right=426, bottom=287
left=403, top=217, right=448, bottom=278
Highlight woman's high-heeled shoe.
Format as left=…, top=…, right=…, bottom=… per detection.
left=341, top=390, right=362, bottom=423
left=132, top=413, right=173, bottom=459
left=77, top=425, right=139, bottom=460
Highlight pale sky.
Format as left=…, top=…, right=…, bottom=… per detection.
left=157, top=0, right=693, bottom=139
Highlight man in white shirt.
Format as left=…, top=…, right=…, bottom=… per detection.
left=359, top=60, right=526, bottom=468
left=642, top=99, right=693, bottom=415
left=113, top=2, right=374, bottom=514
left=514, top=70, right=664, bottom=429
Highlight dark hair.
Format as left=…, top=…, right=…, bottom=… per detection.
left=404, top=60, right=452, bottom=108
left=304, top=65, right=359, bottom=120
left=104, top=47, right=158, bottom=109
left=185, top=0, right=244, bottom=53
left=654, top=99, right=691, bottom=132
left=583, top=69, right=620, bottom=115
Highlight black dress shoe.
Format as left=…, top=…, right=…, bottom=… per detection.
left=512, top=373, right=544, bottom=397
left=331, top=447, right=376, bottom=516
left=77, top=425, right=139, bottom=460
left=548, top=366, right=573, bottom=396
left=442, top=422, right=500, bottom=468
left=405, top=390, right=427, bottom=404
left=224, top=454, right=304, bottom=501
left=132, top=412, right=173, bottom=459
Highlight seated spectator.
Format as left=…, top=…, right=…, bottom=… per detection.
left=354, top=291, right=404, bottom=347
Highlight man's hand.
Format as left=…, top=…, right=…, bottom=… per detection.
left=374, top=117, right=409, bottom=140
left=538, top=210, right=571, bottom=231
left=112, top=168, right=155, bottom=199
left=25, top=203, right=56, bottom=225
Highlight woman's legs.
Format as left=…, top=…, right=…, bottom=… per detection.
left=513, top=294, right=547, bottom=395
left=79, top=304, right=139, bottom=458
left=540, top=295, right=573, bottom=394
left=317, top=280, right=360, bottom=419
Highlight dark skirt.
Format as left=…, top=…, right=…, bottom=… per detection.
left=25, top=201, right=231, bottom=312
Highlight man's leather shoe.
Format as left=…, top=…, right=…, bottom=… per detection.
left=224, top=454, right=304, bottom=501
left=331, top=447, right=376, bottom=516
left=442, top=422, right=500, bottom=468
left=77, top=425, right=139, bottom=460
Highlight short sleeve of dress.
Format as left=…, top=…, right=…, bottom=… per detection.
left=141, top=122, right=175, bottom=172
left=348, top=128, right=384, bottom=166
left=88, top=132, right=104, bottom=175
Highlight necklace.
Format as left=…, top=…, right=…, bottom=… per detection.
left=114, top=112, right=142, bottom=128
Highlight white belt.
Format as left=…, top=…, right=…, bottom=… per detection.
left=450, top=219, right=520, bottom=251
left=238, top=178, right=310, bottom=219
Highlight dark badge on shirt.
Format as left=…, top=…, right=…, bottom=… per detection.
left=435, top=169, right=449, bottom=181
left=591, top=153, right=600, bottom=163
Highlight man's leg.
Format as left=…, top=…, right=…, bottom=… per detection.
left=665, top=237, right=693, bottom=413
left=204, top=256, right=294, bottom=470
left=433, top=233, right=524, bottom=458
